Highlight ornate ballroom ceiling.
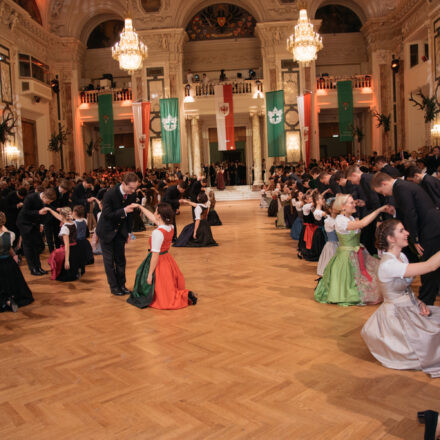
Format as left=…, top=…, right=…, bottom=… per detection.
left=39, top=0, right=404, bottom=44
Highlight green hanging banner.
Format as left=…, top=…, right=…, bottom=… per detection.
left=160, top=98, right=181, bottom=164
left=266, top=90, right=286, bottom=157
left=98, top=94, right=114, bottom=154
left=337, top=81, right=354, bottom=142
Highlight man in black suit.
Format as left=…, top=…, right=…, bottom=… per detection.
left=374, top=155, right=401, bottom=178
left=17, top=188, right=57, bottom=275
left=96, top=172, right=139, bottom=296
left=346, top=165, right=386, bottom=254
left=319, top=171, right=341, bottom=196
left=5, top=187, right=27, bottom=247
left=406, top=166, right=440, bottom=209
left=44, top=179, right=72, bottom=252
left=162, top=181, right=188, bottom=241
left=426, top=146, right=440, bottom=175
left=372, top=172, right=440, bottom=305
left=71, top=177, right=94, bottom=210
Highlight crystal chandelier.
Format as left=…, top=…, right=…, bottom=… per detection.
left=112, top=17, right=148, bottom=74
left=287, top=5, right=323, bottom=66
left=432, top=122, right=440, bottom=139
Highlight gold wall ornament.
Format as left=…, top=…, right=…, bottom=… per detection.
left=287, top=7, right=323, bottom=66
left=112, top=18, right=148, bottom=74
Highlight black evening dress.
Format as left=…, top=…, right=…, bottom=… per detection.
left=0, top=231, right=34, bottom=312
left=174, top=205, right=218, bottom=247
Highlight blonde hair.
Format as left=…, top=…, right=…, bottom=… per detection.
left=59, top=207, right=73, bottom=222
left=333, top=194, right=352, bottom=214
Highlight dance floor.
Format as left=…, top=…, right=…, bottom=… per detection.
left=1, top=200, right=438, bottom=439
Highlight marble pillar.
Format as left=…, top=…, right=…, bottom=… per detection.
left=191, top=116, right=201, bottom=177
left=251, top=111, right=263, bottom=187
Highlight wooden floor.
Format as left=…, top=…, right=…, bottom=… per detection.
left=1, top=201, right=438, bottom=439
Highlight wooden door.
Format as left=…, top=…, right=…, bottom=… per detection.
left=22, top=119, right=38, bottom=166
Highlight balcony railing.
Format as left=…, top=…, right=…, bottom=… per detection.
left=79, top=88, right=133, bottom=104
left=316, top=75, right=372, bottom=90
left=185, top=79, right=264, bottom=98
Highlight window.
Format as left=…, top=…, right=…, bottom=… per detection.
left=410, top=44, right=419, bottom=67
left=425, top=43, right=429, bottom=60
left=19, top=54, right=49, bottom=83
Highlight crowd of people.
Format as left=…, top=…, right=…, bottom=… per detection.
left=2, top=146, right=440, bottom=437
left=0, top=164, right=223, bottom=313
left=262, top=146, right=440, bottom=437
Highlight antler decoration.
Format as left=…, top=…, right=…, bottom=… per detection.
left=0, top=105, right=18, bottom=145
left=409, top=81, right=440, bottom=123
left=372, top=111, right=391, bottom=132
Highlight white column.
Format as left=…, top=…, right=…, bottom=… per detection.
left=190, top=116, right=201, bottom=177
left=251, top=111, right=263, bottom=187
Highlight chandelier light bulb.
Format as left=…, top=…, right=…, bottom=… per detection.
left=112, top=18, right=148, bottom=74
left=287, top=9, right=323, bottom=66
left=431, top=123, right=440, bottom=139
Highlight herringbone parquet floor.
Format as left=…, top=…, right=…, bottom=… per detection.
left=0, top=201, right=438, bottom=439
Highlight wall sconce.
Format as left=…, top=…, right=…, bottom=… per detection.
left=5, top=142, right=19, bottom=165
left=286, top=131, right=300, bottom=151
left=152, top=138, right=163, bottom=158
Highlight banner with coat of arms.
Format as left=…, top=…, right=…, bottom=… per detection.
left=132, top=101, right=151, bottom=173
left=215, top=84, right=236, bottom=151
left=337, top=81, right=354, bottom=142
left=159, top=98, right=181, bottom=164
left=266, top=90, right=286, bottom=157
left=98, top=94, right=114, bottom=154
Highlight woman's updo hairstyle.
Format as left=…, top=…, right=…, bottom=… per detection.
left=197, top=192, right=208, bottom=204
left=0, top=211, right=6, bottom=227
left=333, top=194, right=351, bottom=214
left=375, top=219, right=401, bottom=251
left=157, top=202, right=175, bottom=225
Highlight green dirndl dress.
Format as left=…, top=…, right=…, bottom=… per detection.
left=314, top=230, right=382, bottom=306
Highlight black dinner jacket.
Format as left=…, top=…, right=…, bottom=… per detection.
left=95, top=185, right=135, bottom=243
left=16, top=192, right=45, bottom=234
left=71, top=183, right=89, bottom=209
left=5, top=191, right=22, bottom=228
left=381, top=164, right=401, bottom=178
left=420, top=174, right=440, bottom=209
left=393, top=179, right=440, bottom=243
left=360, top=173, right=382, bottom=213
left=162, top=185, right=181, bottom=211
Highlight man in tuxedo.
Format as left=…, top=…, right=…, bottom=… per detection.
left=346, top=165, right=385, bottom=254
left=427, top=146, right=440, bottom=175
left=372, top=172, right=440, bottom=305
left=16, top=188, right=56, bottom=275
left=319, top=171, right=341, bottom=196
left=5, top=187, right=27, bottom=247
left=71, top=177, right=94, bottom=210
left=406, top=166, right=440, bottom=208
left=96, top=172, right=139, bottom=296
left=44, top=179, right=72, bottom=252
left=374, top=155, right=401, bottom=178
left=162, top=181, right=188, bottom=241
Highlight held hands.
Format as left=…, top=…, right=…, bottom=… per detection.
left=124, top=203, right=138, bottom=213
left=39, top=207, right=49, bottom=215
left=64, top=261, right=70, bottom=270
left=414, top=243, right=424, bottom=257
left=419, top=301, right=431, bottom=317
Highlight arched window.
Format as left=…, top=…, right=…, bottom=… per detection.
left=87, top=20, right=124, bottom=49
left=13, top=0, right=42, bottom=25
left=315, top=5, right=362, bottom=34
left=186, top=4, right=256, bottom=41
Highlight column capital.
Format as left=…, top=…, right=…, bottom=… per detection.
left=186, top=113, right=199, bottom=121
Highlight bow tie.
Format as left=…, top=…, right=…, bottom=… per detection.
left=123, top=194, right=128, bottom=200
